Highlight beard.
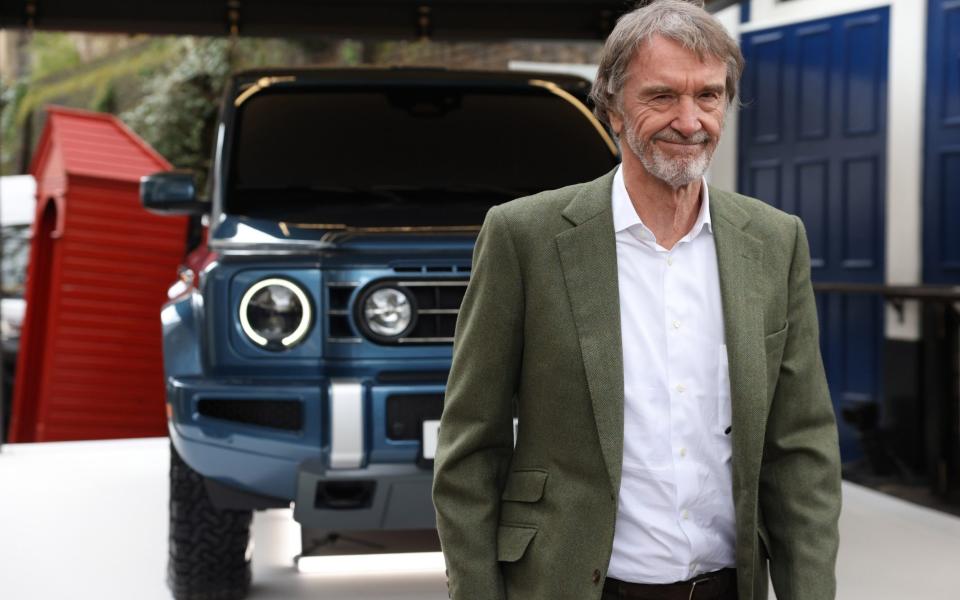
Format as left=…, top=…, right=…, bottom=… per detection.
left=623, top=123, right=716, bottom=189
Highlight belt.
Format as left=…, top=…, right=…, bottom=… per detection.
left=603, top=568, right=737, bottom=600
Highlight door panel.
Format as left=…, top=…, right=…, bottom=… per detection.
left=924, top=0, right=960, bottom=283
left=739, top=8, right=889, bottom=461
left=796, top=24, right=831, bottom=141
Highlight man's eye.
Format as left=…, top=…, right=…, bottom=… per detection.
left=650, top=94, right=673, bottom=104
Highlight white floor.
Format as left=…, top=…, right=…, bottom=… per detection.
left=0, top=438, right=956, bottom=600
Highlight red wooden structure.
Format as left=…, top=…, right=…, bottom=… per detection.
left=10, top=105, right=187, bottom=442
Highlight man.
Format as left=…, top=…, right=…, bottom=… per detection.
left=432, top=1, right=842, bottom=599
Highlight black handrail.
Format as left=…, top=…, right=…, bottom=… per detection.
left=813, top=283, right=960, bottom=321
left=814, top=281, right=960, bottom=502
left=812, top=282, right=960, bottom=301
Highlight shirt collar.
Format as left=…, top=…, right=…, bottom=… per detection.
left=611, top=165, right=713, bottom=241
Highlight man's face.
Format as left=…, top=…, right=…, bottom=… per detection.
left=608, top=35, right=728, bottom=188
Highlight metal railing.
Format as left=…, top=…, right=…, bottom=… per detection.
left=813, top=282, right=960, bottom=505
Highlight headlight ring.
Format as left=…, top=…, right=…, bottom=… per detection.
left=238, top=277, right=313, bottom=351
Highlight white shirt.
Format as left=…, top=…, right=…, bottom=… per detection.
left=606, top=166, right=736, bottom=583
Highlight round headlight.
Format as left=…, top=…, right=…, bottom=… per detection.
left=239, top=278, right=312, bottom=350
left=361, top=286, right=415, bottom=340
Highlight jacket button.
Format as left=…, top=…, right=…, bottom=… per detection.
left=592, top=569, right=602, bottom=584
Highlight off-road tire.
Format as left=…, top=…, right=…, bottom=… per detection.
left=168, top=443, right=253, bottom=600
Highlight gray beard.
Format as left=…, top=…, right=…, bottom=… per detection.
left=624, top=127, right=714, bottom=189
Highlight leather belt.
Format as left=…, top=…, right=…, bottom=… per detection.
left=603, top=568, right=737, bottom=600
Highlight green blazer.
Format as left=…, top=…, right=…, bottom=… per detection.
left=432, top=169, right=842, bottom=600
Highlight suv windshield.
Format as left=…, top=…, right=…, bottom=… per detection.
left=227, top=84, right=618, bottom=226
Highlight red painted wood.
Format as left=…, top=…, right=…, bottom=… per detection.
left=11, top=105, right=187, bottom=442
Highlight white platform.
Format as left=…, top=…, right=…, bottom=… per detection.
left=0, top=438, right=956, bottom=599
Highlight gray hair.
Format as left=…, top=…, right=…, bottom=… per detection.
left=589, top=0, right=745, bottom=126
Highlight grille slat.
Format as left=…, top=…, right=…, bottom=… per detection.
left=397, top=281, right=469, bottom=287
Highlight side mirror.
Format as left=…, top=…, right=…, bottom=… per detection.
left=140, top=172, right=209, bottom=216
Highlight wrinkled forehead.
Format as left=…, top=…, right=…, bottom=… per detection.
left=620, top=36, right=727, bottom=91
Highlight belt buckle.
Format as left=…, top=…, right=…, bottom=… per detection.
left=687, top=574, right=715, bottom=600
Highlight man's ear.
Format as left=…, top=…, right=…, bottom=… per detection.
left=608, top=110, right=624, bottom=137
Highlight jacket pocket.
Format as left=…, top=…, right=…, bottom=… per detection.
left=764, top=321, right=789, bottom=357
left=497, top=524, right=538, bottom=562
left=757, top=524, right=773, bottom=560
left=501, top=469, right=548, bottom=502
left=764, top=322, right=789, bottom=402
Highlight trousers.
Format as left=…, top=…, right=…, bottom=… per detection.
left=600, top=568, right=738, bottom=600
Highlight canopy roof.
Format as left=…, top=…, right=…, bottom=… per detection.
left=0, top=0, right=738, bottom=40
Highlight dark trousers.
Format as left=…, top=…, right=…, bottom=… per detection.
left=600, top=568, right=738, bottom=600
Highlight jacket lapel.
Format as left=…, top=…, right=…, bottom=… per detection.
left=555, top=170, right=624, bottom=496
left=709, top=187, right=766, bottom=495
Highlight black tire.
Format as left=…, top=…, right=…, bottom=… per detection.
left=168, top=442, right=253, bottom=600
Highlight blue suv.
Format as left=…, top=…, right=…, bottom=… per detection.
left=142, top=67, right=618, bottom=600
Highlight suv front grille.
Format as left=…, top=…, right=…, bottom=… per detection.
left=326, top=276, right=468, bottom=345
left=395, top=280, right=467, bottom=343
left=327, top=281, right=360, bottom=343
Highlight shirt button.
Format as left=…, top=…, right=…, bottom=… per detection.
left=676, top=384, right=686, bottom=393
left=680, top=447, right=687, bottom=458
left=667, top=256, right=674, bottom=266
left=672, top=320, right=681, bottom=329
left=683, top=509, right=690, bottom=520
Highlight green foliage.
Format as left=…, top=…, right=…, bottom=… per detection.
left=1, top=33, right=318, bottom=178
left=338, top=40, right=363, bottom=66
left=0, top=80, right=29, bottom=174
left=13, top=39, right=177, bottom=125
left=91, top=81, right=118, bottom=114
left=121, top=38, right=233, bottom=195
left=119, top=36, right=315, bottom=194
left=29, top=33, right=83, bottom=80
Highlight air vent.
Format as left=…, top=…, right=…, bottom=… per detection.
left=197, top=399, right=303, bottom=431
left=377, top=371, right=450, bottom=384
left=386, top=394, right=444, bottom=440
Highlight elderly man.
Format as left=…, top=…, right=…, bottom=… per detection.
left=432, top=1, right=842, bottom=599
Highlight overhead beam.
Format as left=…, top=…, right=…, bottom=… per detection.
left=0, top=1, right=740, bottom=39
left=0, top=1, right=627, bottom=40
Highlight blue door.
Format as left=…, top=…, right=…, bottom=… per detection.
left=924, top=0, right=960, bottom=284
left=739, top=8, right=889, bottom=461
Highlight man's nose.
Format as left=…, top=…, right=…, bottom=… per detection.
left=671, top=95, right=704, bottom=138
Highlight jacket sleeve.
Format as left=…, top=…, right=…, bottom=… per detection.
left=759, top=216, right=843, bottom=599
left=432, top=204, right=524, bottom=600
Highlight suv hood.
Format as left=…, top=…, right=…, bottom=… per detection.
left=212, top=68, right=619, bottom=244
left=210, top=215, right=478, bottom=253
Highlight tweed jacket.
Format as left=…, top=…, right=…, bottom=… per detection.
left=432, top=168, right=842, bottom=600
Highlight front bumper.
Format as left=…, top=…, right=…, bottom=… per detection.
left=294, top=461, right=435, bottom=530
left=167, top=373, right=444, bottom=528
